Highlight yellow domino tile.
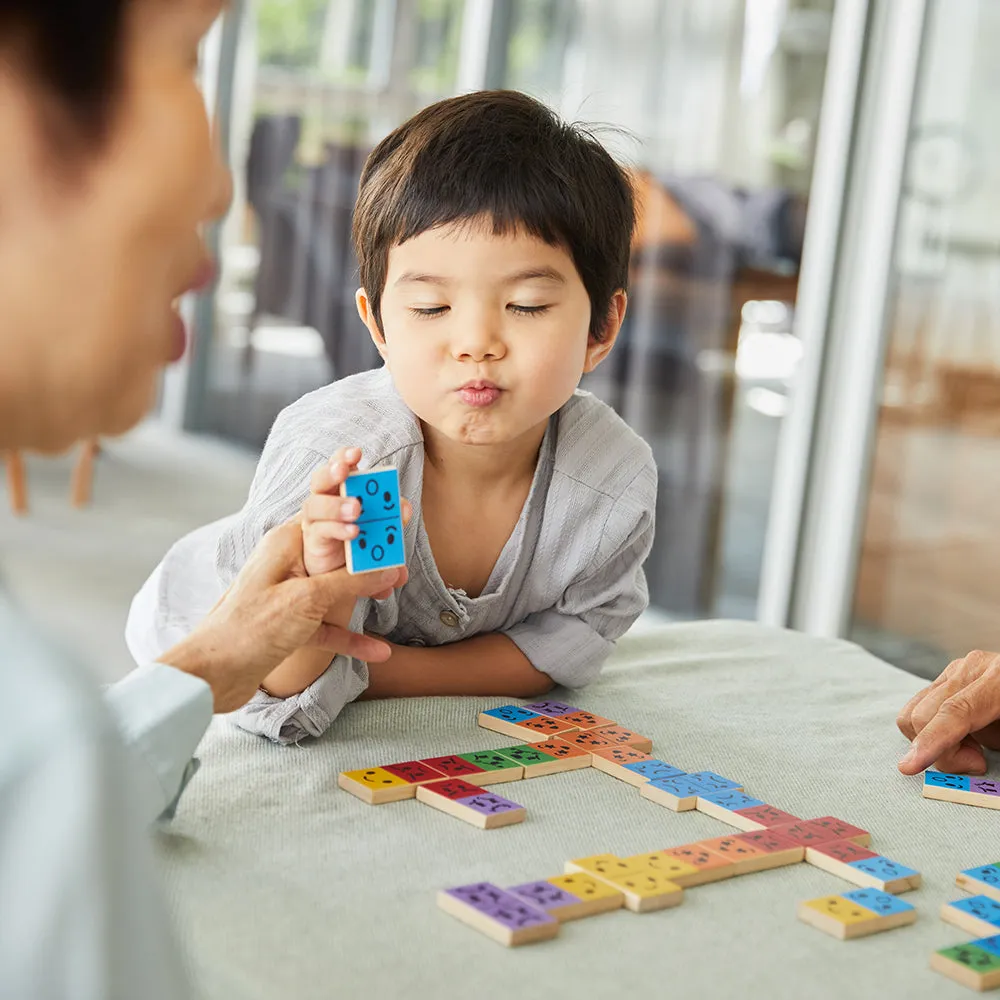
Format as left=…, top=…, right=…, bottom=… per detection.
left=797, top=894, right=881, bottom=939
left=565, top=853, right=645, bottom=880
left=600, top=871, right=684, bottom=913
left=338, top=767, right=415, bottom=804
left=549, top=873, right=625, bottom=905
left=623, top=852, right=701, bottom=885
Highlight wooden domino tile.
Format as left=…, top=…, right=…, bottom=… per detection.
left=561, top=729, right=619, bottom=752
left=923, top=771, right=1000, bottom=811
left=958, top=864, right=1000, bottom=904
left=658, top=844, right=739, bottom=886
left=597, top=871, right=684, bottom=913
left=734, top=829, right=805, bottom=867
left=478, top=705, right=545, bottom=739
left=797, top=889, right=916, bottom=940
left=416, top=779, right=526, bottom=829
left=696, top=790, right=769, bottom=829
left=932, top=937, right=1000, bottom=991
left=455, top=751, right=525, bottom=784
left=565, top=853, right=645, bottom=881
left=622, top=852, right=701, bottom=887
left=526, top=738, right=593, bottom=773
left=621, top=759, right=686, bottom=783
left=519, top=700, right=581, bottom=718
left=942, top=896, right=1000, bottom=939
left=733, top=804, right=803, bottom=830
left=379, top=760, right=448, bottom=786
left=557, top=710, right=617, bottom=731
left=338, top=767, right=416, bottom=804
left=641, top=772, right=743, bottom=812
left=438, top=883, right=559, bottom=945
left=508, top=875, right=624, bottom=920
left=494, top=744, right=569, bottom=778
left=512, top=715, right=581, bottom=743
left=589, top=726, right=654, bottom=753
left=589, top=746, right=657, bottom=786
left=695, top=832, right=802, bottom=875
left=768, top=818, right=869, bottom=849
left=419, top=754, right=488, bottom=783
left=805, top=840, right=921, bottom=893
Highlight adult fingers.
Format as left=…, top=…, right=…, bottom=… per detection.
left=308, top=622, right=393, bottom=662
left=932, top=735, right=987, bottom=776
left=309, top=447, right=362, bottom=496
left=899, top=670, right=1000, bottom=774
left=897, top=658, right=964, bottom=740
left=296, top=565, right=406, bottom=621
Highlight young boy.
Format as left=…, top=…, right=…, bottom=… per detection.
left=135, top=90, right=656, bottom=743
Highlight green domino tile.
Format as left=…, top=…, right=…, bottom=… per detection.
left=937, top=943, right=1000, bottom=972
left=495, top=745, right=559, bottom=765
left=458, top=751, right=524, bottom=772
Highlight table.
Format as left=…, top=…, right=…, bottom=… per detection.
left=156, top=621, right=1000, bottom=999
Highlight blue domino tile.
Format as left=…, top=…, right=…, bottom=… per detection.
left=685, top=771, right=743, bottom=793
left=622, top=759, right=686, bottom=780
left=841, top=888, right=915, bottom=917
left=973, top=935, right=1000, bottom=958
left=963, top=864, right=1000, bottom=887
left=924, top=770, right=972, bottom=791
left=343, top=468, right=402, bottom=524
left=481, top=705, right=540, bottom=724
left=951, top=896, right=1000, bottom=928
left=698, top=789, right=765, bottom=810
left=847, top=857, right=919, bottom=880
left=647, top=776, right=705, bottom=797
left=348, top=517, right=405, bottom=572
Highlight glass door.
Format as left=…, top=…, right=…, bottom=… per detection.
left=849, top=0, right=1000, bottom=677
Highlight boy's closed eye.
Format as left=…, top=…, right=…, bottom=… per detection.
left=407, top=303, right=552, bottom=319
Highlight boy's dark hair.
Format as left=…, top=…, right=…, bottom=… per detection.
left=353, top=90, right=635, bottom=342
left=0, top=0, right=128, bottom=147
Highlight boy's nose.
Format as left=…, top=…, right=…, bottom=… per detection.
left=451, top=317, right=505, bottom=362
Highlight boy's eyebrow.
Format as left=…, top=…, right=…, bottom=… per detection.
left=394, top=266, right=567, bottom=288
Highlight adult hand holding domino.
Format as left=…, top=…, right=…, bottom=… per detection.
left=301, top=447, right=410, bottom=584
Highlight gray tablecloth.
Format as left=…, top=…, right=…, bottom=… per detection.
left=157, top=621, right=1000, bottom=1000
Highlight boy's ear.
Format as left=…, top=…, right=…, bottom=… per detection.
left=355, top=288, right=389, bottom=362
left=583, top=290, right=628, bottom=373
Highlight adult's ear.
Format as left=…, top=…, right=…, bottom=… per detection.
left=355, top=288, right=388, bottom=363
left=583, top=290, right=628, bottom=372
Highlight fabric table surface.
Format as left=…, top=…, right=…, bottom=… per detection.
left=156, top=620, right=999, bottom=1000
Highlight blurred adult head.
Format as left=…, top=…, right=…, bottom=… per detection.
left=0, top=0, right=232, bottom=452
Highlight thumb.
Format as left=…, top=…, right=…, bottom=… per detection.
left=299, top=566, right=405, bottom=612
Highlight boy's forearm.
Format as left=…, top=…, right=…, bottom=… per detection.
left=260, top=646, right=333, bottom=698
left=362, top=633, right=554, bottom=700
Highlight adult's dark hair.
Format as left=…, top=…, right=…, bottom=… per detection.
left=0, top=0, right=128, bottom=145
left=352, top=90, right=635, bottom=342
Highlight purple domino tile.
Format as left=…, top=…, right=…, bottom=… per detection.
left=508, top=880, right=581, bottom=912
left=520, top=700, right=580, bottom=718
left=462, top=792, right=523, bottom=816
left=444, top=882, right=510, bottom=910
left=971, top=778, right=1000, bottom=798
left=489, top=900, right=558, bottom=931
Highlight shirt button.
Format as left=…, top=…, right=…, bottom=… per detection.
left=439, top=610, right=461, bottom=628
left=407, top=637, right=427, bottom=647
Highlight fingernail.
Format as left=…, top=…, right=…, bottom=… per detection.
left=899, top=748, right=916, bottom=766
left=341, top=503, right=356, bottom=519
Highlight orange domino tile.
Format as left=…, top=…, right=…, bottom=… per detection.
left=561, top=729, right=618, bottom=752
left=514, top=716, right=581, bottom=742
left=557, top=711, right=617, bottom=730
left=589, top=726, right=654, bottom=753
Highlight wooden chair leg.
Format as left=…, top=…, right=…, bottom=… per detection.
left=4, top=450, right=27, bottom=515
left=71, top=438, right=99, bottom=508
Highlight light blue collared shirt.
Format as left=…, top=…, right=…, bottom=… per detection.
left=0, top=595, right=212, bottom=1000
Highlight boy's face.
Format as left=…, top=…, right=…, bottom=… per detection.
left=356, top=219, right=625, bottom=450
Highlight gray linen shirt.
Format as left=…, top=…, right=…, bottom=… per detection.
left=215, top=367, right=656, bottom=744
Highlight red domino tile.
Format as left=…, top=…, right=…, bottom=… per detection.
left=808, top=816, right=869, bottom=841
left=734, top=804, right=802, bottom=827
left=735, top=829, right=803, bottom=854
left=767, top=820, right=845, bottom=846
left=418, top=778, right=484, bottom=801
left=808, top=839, right=878, bottom=864
left=420, top=754, right=486, bottom=779
left=380, top=761, right=447, bottom=784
